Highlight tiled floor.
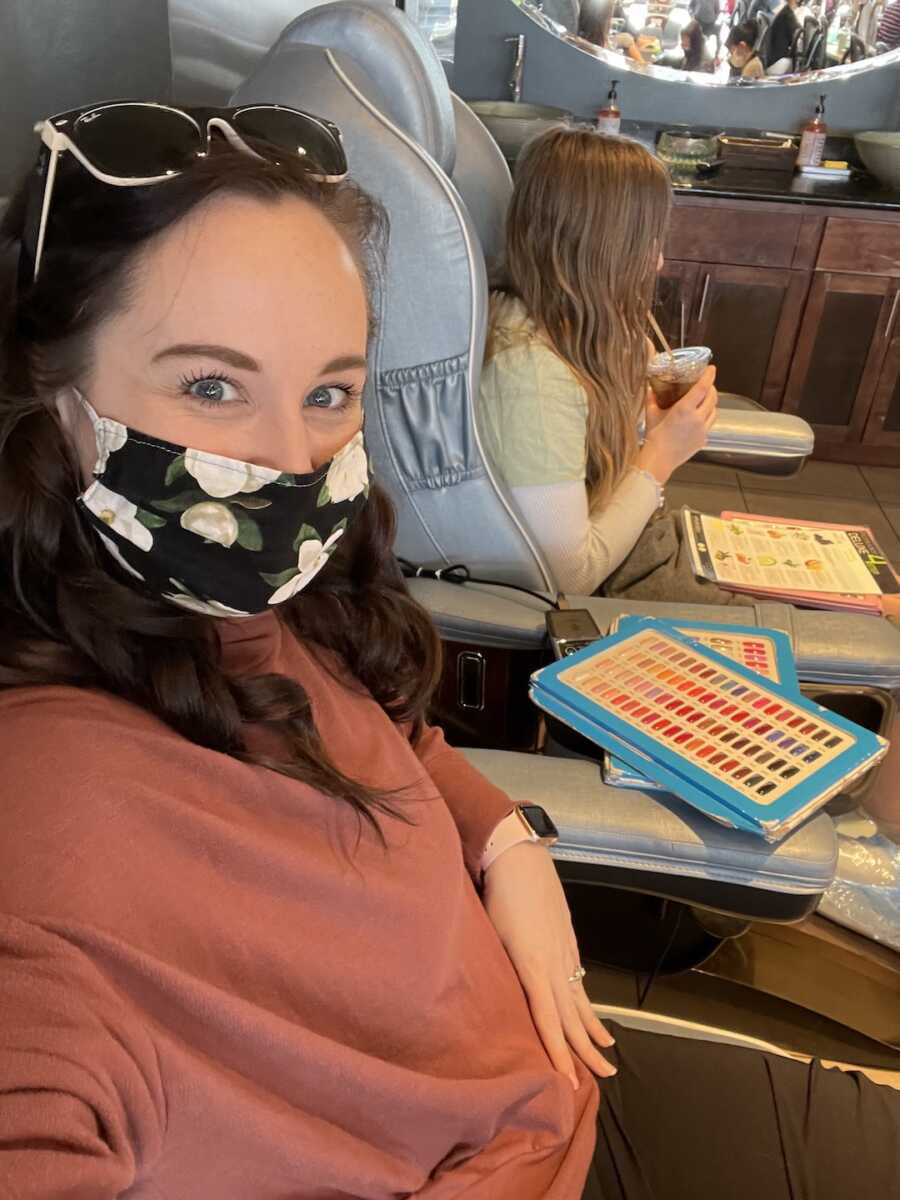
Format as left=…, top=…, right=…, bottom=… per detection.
left=669, top=460, right=900, bottom=564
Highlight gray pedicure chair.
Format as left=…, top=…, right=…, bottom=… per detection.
left=232, top=2, right=900, bottom=935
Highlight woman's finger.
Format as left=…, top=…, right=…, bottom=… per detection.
left=561, top=933, right=615, bottom=1053
left=697, top=381, right=718, bottom=413
left=564, top=930, right=613, bottom=1049
left=573, top=986, right=616, bottom=1049
left=559, top=991, right=617, bottom=1078
left=693, top=366, right=717, bottom=402
left=525, top=979, right=578, bottom=1087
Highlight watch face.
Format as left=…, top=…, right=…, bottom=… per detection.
left=519, top=805, right=560, bottom=842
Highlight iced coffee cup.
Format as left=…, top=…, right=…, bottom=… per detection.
left=647, top=346, right=712, bottom=411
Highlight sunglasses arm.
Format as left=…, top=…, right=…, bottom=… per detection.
left=31, top=141, right=60, bottom=283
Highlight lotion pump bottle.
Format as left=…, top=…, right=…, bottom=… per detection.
left=597, top=80, right=622, bottom=136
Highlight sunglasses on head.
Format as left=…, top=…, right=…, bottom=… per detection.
left=23, top=101, right=348, bottom=283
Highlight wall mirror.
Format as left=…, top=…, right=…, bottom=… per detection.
left=416, top=0, right=900, bottom=90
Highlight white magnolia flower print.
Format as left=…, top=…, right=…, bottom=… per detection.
left=93, top=417, right=128, bottom=473
left=323, top=432, right=368, bottom=503
left=163, top=590, right=251, bottom=618
left=97, top=531, right=145, bottom=581
left=82, top=482, right=153, bottom=551
left=180, top=501, right=240, bottom=547
left=184, top=448, right=282, bottom=499
left=268, top=527, right=345, bottom=605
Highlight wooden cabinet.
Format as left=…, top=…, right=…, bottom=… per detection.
left=816, top=218, right=900, bottom=279
left=691, top=265, right=810, bottom=410
left=663, top=197, right=900, bottom=464
left=862, top=285, right=900, bottom=449
left=782, top=273, right=896, bottom=448
left=653, top=259, right=698, bottom=349
left=656, top=260, right=809, bottom=410
left=666, top=201, right=802, bottom=269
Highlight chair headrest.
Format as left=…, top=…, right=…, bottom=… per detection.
left=274, top=1, right=456, bottom=175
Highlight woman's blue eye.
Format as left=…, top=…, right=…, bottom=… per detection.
left=305, top=385, right=354, bottom=411
left=182, top=375, right=241, bottom=406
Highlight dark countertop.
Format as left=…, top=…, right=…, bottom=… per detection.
left=671, top=167, right=900, bottom=211
left=616, top=119, right=900, bottom=212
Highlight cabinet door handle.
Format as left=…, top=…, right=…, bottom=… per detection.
left=697, top=273, right=711, bottom=325
left=680, top=298, right=686, bottom=348
left=885, top=289, right=900, bottom=342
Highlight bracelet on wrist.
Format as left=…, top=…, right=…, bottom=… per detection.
left=631, top=465, right=665, bottom=510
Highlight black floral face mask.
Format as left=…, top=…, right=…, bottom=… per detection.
left=76, top=398, right=370, bottom=616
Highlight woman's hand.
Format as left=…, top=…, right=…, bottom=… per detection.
left=638, top=365, right=718, bottom=485
left=482, top=842, right=617, bottom=1087
left=642, top=385, right=666, bottom=436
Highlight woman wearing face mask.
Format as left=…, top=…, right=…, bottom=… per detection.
left=726, top=21, right=767, bottom=77
left=1, top=105, right=898, bottom=1200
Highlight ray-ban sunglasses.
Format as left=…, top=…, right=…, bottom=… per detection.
left=22, top=100, right=348, bottom=283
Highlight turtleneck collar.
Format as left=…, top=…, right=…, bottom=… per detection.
left=217, top=610, right=284, bottom=676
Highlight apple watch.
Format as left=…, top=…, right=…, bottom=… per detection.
left=480, top=805, right=560, bottom=874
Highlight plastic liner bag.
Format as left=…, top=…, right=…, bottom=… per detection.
left=817, top=811, right=900, bottom=953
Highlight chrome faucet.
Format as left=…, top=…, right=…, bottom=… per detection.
left=505, top=34, right=526, bottom=103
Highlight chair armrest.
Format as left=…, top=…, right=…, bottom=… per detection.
left=697, top=396, right=814, bottom=477
left=462, top=747, right=837, bottom=921
left=409, top=580, right=900, bottom=689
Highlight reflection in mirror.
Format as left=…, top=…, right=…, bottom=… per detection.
left=414, top=0, right=460, bottom=62
left=505, top=0, right=900, bottom=84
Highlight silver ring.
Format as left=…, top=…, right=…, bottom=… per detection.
left=567, top=965, right=587, bottom=984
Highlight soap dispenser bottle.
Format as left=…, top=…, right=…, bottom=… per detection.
left=597, top=80, right=622, bottom=136
left=797, top=95, right=828, bottom=169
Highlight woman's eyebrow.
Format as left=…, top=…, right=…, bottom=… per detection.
left=319, top=354, right=367, bottom=373
left=152, top=344, right=260, bottom=371
left=150, top=346, right=367, bottom=374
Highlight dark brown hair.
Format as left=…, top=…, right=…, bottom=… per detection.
left=681, top=20, right=706, bottom=72
left=0, top=138, right=441, bottom=835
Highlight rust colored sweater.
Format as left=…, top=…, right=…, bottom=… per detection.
left=0, top=613, right=597, bottom=1198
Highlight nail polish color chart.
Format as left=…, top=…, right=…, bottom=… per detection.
left=612, top=616, right=799, bottom=691
left=531, top=627, right=887, bottom=838
left=604, top=618, right=802, bottom=793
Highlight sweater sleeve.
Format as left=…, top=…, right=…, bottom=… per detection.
left=0, top=915, right=165, bottom=1199
left=511, top=468, right=662, bottom=595
left=410, top=723, right=515, bottom=879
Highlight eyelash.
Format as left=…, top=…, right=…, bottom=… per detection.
left=178, top=369, right=241, bottom=407
left=318, top=382, right=362, bottom=412
left=177, top=371, right=362, bottom=412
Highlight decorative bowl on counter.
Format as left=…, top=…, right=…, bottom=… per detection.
left=854, top=132, right=900, bottom=192
left=466, top=101, right=572, bottom=162
left=656, top=127, right=723, bottom=174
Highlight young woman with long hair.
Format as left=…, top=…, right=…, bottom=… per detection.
left=1, top=104, right=897, bottom=1200
left=479, top=127, right=743, bottom=600
left=681, top=18, right=714, bottom=70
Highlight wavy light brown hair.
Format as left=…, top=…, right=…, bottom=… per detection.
left=492, top=126, right=672, bottom=509
left=0, top=139, right=440, bottom=836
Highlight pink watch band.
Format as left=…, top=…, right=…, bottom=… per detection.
left=480, top=809, right=536, bottom=874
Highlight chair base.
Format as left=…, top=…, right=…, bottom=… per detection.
left=698, top=914, right=900, bottom=1051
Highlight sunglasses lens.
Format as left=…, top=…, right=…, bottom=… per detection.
left=69, top=104, right=199, bottom=178
left=232, top=107, right=347, bottom=177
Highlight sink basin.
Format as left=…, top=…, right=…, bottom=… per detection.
left=854, top=131, right=900, bottom=192
left=467, top=101, right=572, bottom=161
